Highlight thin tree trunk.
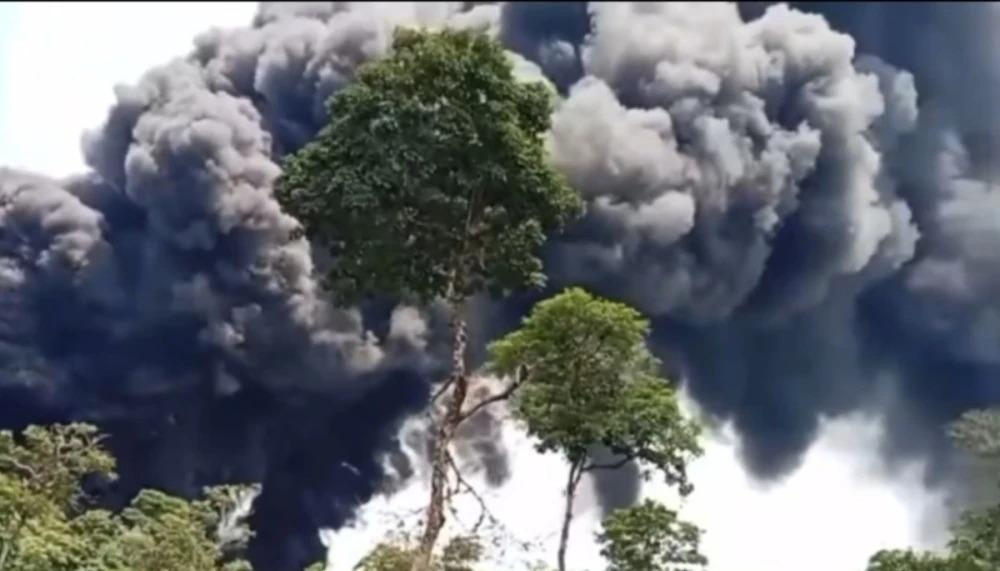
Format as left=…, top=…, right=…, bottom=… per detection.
left=411, top=300, right=470, bottom=571
left=557, top=460, right=585, bottom=571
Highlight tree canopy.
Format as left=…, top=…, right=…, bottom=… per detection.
left=489, top=288, right=702, bottom=490
left=488, top=288, right=703, bottom=571
left=0, top=424, right=254, bottom=571
left=276, top=27, right=581, bottom=305
left=598, top=499, right=707, bottom=571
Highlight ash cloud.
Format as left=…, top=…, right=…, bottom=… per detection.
left=536, top=2, right=923, bottom=487
left=2, top=2, right=1000, bottom=569
left=736, top=1, right=1000, bottom=480
left=500, top=0, right=997, bottom=507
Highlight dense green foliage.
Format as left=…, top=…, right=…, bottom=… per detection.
left=276, top=27, right=581, bottom=305
left=865, top=550, right=968, bottom=571
left=488, top=288, right=703, bottom=570
left=489, top=288, right=702, bottom=492
left=353, top=536, right=483, bottom=571
left=598, top=500, right=707, bottom=571
left=0, top=424, right=253, bottom=571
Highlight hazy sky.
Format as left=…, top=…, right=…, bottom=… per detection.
left=0, top=3, right=951, bottom=571
left=0, top=2, right=257, bottom=176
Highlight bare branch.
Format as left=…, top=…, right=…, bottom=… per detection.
left=446, top=451, right=499, bottom=534
left=430, top=376, right=456, bottom=406
left=438, top=451, right=547, bottom=566
left=457, top=382, right=520, bottom=424
left=582, top=453, right=636, bottom=473
left=458, top=366, right=528, bottom=424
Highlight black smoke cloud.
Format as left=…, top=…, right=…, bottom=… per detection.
left=535, top=1, right=1000, bottom=506
left=2, top=2, right=1000, bottom=569
left=731, top=1, right=1000, bottom=476
left=537, top=2, right=1000, bottom=509
left=542, top=2, right=924, bottom=484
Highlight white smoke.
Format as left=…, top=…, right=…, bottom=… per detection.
left=319, top=390, right=950, bottom=571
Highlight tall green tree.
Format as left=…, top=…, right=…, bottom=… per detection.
left=0, top=423, right=255, bottom=571
left=276, top=27, right=581, bottom=571
left=487, top=288, right=703, bottom=571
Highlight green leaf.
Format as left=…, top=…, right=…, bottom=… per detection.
left=488, top=288, right=702, bottom=485
left=0, top=424, right=253, bottom=571
left=275, top=28, right=582, bottom=306
left=598, top=500, right=707, bottom=571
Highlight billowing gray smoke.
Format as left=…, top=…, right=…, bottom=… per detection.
left=541, top=2, right=925, bottom=482
left=2, top=2, right=999, bottom=569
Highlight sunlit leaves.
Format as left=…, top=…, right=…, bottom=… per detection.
left=353, top=535, right=484, bottom=571
left=950, top=408, right=1000, bottom=458
left=0, top=424, right=253, bottom=571
left=598, top=500, right=706, bottom=571
left=489, top=288, right=702, bottom=491
left=276, top=28, right=581, bottom=305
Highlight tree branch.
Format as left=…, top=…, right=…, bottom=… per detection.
left=430, top=376, right=456, bottom=406
left=582, top=453, right=636, bottom=473
left=446, top=451, right=500, bottom=534
left=458, top=365, right=528, bottom=424
left=458, top=380, right=521, bottom=424
left=0, top=457, right=38, bottom=481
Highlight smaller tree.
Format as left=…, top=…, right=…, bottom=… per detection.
left=598, top=500, right=706, bottom=571
left=353, top=535, right=484, bottom=571
left=487, top=288, right=703, bottom=571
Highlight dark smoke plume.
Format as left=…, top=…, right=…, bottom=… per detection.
left=734, top=0, right=1000, bottom=482
left=2, top=2, right=1000, bottom=569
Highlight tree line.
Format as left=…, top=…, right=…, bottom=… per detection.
left=1, top=28, right=997, bottom=571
